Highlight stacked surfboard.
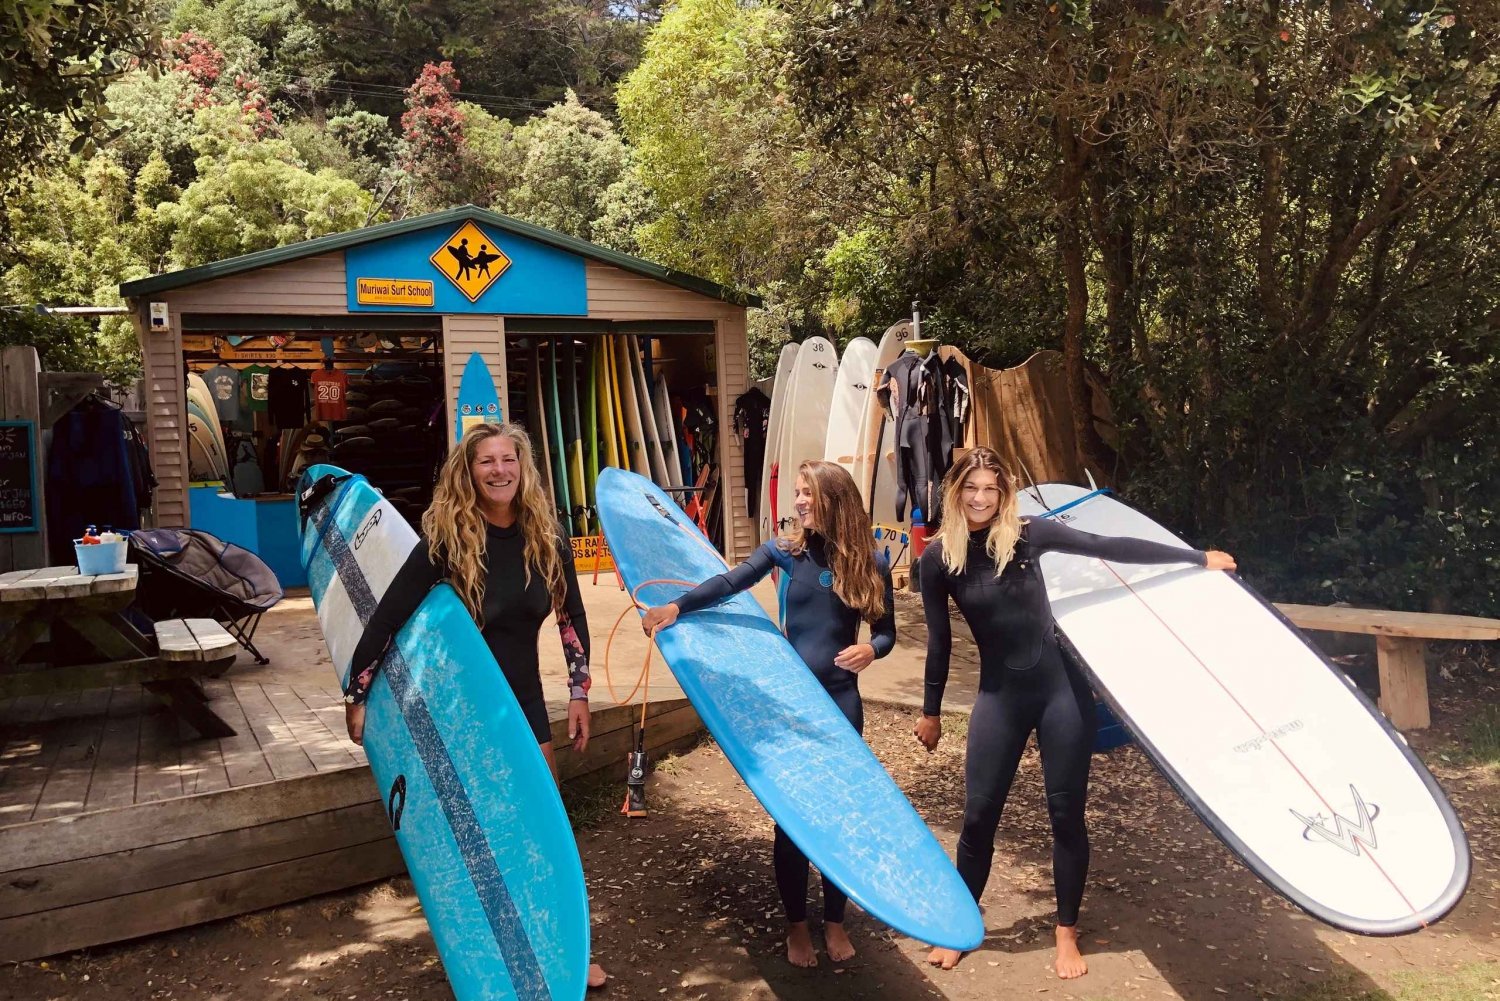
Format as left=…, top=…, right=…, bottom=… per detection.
left=525, top=334, right=698, bottom=536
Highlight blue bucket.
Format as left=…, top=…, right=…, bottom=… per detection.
left=74, top=539, right=127, bottom=575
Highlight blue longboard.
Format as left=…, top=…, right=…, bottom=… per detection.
left=595, top=467, right=984, bottom=950
left=456, top=351, right=503, bottom=443
left=298, top=464, right=590, bottom=1000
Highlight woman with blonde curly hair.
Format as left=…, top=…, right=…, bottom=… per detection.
left=915, top=446, right=1235, bottom=980
left=640, top=459, right=896, bottom=969
left=343, top=421, right=605, bottom=987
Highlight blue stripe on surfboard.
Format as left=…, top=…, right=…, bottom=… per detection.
left=310, top=500, right=552, bottom=1001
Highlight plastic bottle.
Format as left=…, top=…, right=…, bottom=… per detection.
left=911, top=507, right=929, bottom=559
left=81, top=525, right=100, bottom=545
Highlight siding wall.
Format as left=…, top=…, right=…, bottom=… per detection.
left=135, top=309, right=187, bottom=528
left=714, top=314, right=752, bottom=561
left=586, top=262, right=738, bottom=322
left=442, top=314, right=508, bottom=432
left=156, top=253, right=348, bottom=315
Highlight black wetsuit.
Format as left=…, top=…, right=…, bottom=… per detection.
left=919, top=516, right=1204, bottom=926
left=347, top=523, right=592, bottom=744
left=673, top=534, right=897, bottom=924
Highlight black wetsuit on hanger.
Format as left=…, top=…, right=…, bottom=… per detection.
left=347, top=523, right=592, bottom=744
left=879, top=350, right=959, bottom=526
left=672, top=534, right=897, bottom=924
left=918, top=516, right=1204, bottom=925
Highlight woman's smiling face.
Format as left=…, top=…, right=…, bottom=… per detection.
left=470, top=433, right=520, bottom=509
left=960, top=467, right=1002, bottom=529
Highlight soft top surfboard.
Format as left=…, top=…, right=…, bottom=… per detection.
left=456, top=351, right=503, bottom=443
left=298, top=465, right=590, bottom=999
left=758, top=344, right=800, bottom=543
left=596, top=467, right=984, bottom=950
left=826, top=337, right=877, bottom=472
left=1018, top=483, right=1469, bottom=935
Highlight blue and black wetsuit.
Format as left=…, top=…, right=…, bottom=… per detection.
left=347, top=523, right=592, bottom=744
left=672, top=534, right=897, bottom=924
left=919, top=516, right=1204, bottom=926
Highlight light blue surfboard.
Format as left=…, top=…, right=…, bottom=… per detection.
left=298, top=464, right=589, bottom=1000
left=595, top=467, right=984, bottom=950
left=456, top=351, right=503, bottom=443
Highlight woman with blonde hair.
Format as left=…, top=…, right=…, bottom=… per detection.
left=640, top=459, right=896, bottom=968
left=343, top=421, right=606, bottom=988
left=915, top=447, right=1235, bottom=980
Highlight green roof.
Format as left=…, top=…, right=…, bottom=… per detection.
left=119, top=204, right=762, bottom=308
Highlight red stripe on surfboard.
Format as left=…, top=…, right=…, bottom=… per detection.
left=1080, top=539, right=1423, bottom=924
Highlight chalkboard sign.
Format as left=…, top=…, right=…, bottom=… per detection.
left=0, top=421, right=39, bottom=534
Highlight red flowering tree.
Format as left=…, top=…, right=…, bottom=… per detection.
left=169, top=31, right=225, bottom=108
left=400, top=61, right=479, bottom=210
left=234, top=74, right=277, bottom=138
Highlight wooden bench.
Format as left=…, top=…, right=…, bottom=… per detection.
left=1275, top=603, right=1500, bottom=730
left=143, top=618, right=239, bottom=738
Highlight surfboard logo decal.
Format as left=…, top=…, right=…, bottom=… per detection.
left=354, top=508, right=382, bottom=550
left=1291, top=785, right=1380, bottom=856
left=388, top=774, right=408, bottom=831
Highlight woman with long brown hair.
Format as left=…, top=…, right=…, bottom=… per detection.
left=342, top=421, right=606, bottom=988
left=915, top=446, right=1235, bottom=980
left=641, top=459, right=896, bottom=969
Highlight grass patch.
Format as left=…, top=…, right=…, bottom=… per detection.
left=1461, top=704, right=1500, bottom=769
left=562, top=770, right=625, bottom=829
left=1287, top=962, right=1500, bottom=1001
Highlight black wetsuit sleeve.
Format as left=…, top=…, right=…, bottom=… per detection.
left=918, top=545, right=953, bottom=716
left=1025, top=516, right=1206, bottom=566
left=556, top=535, right=592, bottom=700
left=673, top=543, right=780, bottom=615
left=346, top=540, right=445, bottom=704
left=870, top=556, right=896, bottom=659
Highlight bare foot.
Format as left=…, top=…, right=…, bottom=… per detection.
left=786, top=922, right=818, bottom=968
left=926, top=946, right=963, bottom=970
left=587, top=962, right=607, bottom=988
left=824, top=922, right=856, bottom=963
left=1054, top=925, right=1087, bottom=979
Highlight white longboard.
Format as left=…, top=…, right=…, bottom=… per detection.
left=772, top=336, right=837, bottom=536
left=1019, top=483, right=1469, bottom=934
left=825, top=337, right=877, bottom=473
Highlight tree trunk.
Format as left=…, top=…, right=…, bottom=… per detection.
left=1056, top=114, right=1106, bottom=477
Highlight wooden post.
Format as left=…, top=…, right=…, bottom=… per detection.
left=1376, top=635, right=1431, bottom=730
left=0, top=347, right=45, bottom=572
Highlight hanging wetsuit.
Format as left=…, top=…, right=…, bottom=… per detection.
left=671, top=535, right=897, bottom=924
left=347, top=524, right=592, bottom=744
left=918, top=517, right=1204, bottom=925
left=941, top=356, right=970, bottom=452
left=879, top=351, right=955, bottom=527
left=733, top=388, right=771, bottom=523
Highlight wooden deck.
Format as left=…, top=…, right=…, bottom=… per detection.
left=0, top=676, right=701, bottom=964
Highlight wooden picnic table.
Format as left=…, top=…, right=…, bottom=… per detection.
left=0, top=565, right=239, bottom=737
left=1275, top=602, right=1500, bottom=730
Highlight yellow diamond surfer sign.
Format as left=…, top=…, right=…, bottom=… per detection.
left=430, top=221, right=511, bottom=302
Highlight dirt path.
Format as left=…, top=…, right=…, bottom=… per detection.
left=5, top=676, right=1497, bottom=1001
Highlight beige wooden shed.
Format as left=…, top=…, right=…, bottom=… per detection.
left=120, top=206, right=760, bottom=577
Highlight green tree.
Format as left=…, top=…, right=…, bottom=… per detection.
left=0, top=0, right=159, bottom=191
left=617, top=0, right=827, bottom=292
left=157, top=108, right=372, bottom=266
left=494, top=92, right=643, bottom=243
left=781, top=0, right=1500, bottom=612
left=0, top=153, right=155, bottom=379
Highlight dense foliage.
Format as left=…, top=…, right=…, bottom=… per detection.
left=1, top=0, right=1495, bottom=613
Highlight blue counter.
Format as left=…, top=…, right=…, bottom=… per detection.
left=188, top=487, right=306, bottom=588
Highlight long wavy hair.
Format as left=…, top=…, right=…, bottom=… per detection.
left=783, top=459, right=886, bottom=623
left=935, top=446, right=1023, bottom=577
left=422, top=422, right=565, bottom=623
